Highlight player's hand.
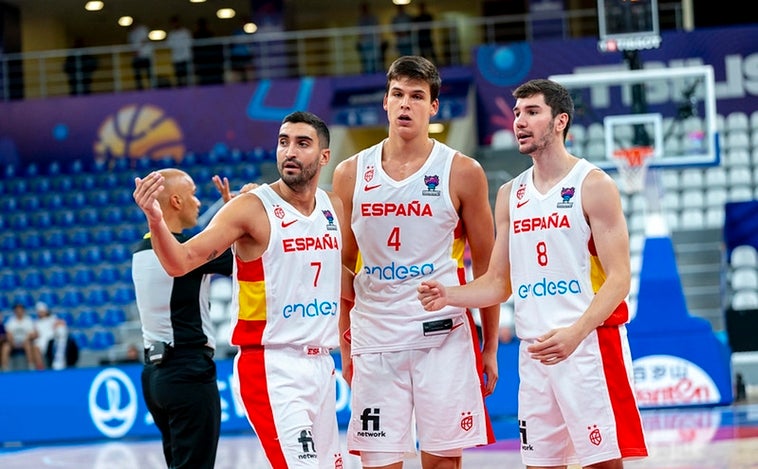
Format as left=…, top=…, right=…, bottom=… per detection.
left=481, top=348, right=498, bottom=396
left=526, top=327, right=582, bottom=365
left=417, top=280, right=448, bottom=311
left=212, top=175, right=233, bottom=202
left=133, top=171, right=165, bottom=224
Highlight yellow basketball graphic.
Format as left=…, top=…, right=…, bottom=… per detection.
left=93, top=104, right=185, bottom=165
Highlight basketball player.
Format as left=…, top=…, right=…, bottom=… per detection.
left=133, top=111, right=347, bottom=468
left=418, top=78, right=649, bottom=468
left=332, top=55, right=499, bottom=468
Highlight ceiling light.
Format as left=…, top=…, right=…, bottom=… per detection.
left=217, top=8, right=236, bottom=19
left=118, top=16, right=133, bottom=27
left=85, top=1, right=104, bottom=11
left=149, top=30, right=166, bottom=41
left=190, top=0, right=206, bottom=3
left=243, top=23, right=258, bottom=34
left=393, top=0, right=411, bottom=5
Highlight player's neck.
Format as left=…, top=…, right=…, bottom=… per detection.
left=381, top=136, right=433, bottom=179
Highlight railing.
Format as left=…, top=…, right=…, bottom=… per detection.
left=0, top=6, right=683, bottom=101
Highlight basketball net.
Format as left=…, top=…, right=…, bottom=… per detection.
left=612, top=145, right=654, bottom=194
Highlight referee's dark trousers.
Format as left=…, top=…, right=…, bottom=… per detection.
left=141, top=346, right=220, bottom=469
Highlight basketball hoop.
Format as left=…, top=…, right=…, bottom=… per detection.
left=612, top=145, right=654, bottom=194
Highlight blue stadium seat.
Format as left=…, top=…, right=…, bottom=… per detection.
left=72, top=267, right=96, bottom=286
left=0, top=233, right=19, bottom=251
left=88, top=190, right=109, bottom=207
left=32, top=248, right=55, bottom=267
left=89, top=329, right=115, bottom=350
left=57, top=310, right=74, bottom=327
left=106, top=245, right=130, bottom=264
left=18, top=195, right=40, bottom=212
left=60, top=289, right=85, bottom=308
left=21, top=231, right=43, bottom=249
left=97, top=266, right=120, bottom=285
left=111, top=157, right=129, bottom=172
left=46, top=161, right=62, bottom=176
left=101, top=307, right=127, bottom=327
left=45, top=229, right=66, bottom=248
left=12, top=291, right=34, bottom=308
left=37, top=290, right=59, bottom=308
left=22, top=271, right=45, bottom=289
left=77, top=208, right=99, bottom=226
left=81, top=246, right=104, bottom=265
left=0, top=197, right=18, bottom=212
left=92, top=227, right=115, bottom=245
left=53, top=210, right=76, bottom=227
left=0, top=272, right=19, bottom=291
left=9, top=213, right=29, bottom=230
left=50, top=176, right=73, bottom=192
left=67, top=228, right=91, bottom=247
left=63, top=192, right=86, bottom=209
left=109, top=188, right=133, bottom=206
left=6, top=179, right=28, bottom=195
left=121, top=266, right=132, bottom=283
left=125, top=206, right=146, bottom=223
left=9, top=251, right=30, bottom=269
left=69, top=330, right=88, bottom=349
left=117, top=225, right=141, bottom=244
left=102, top=207, right=125, bottom=224
left=47, top=268, right=70, bottom=288
left=56, top=247, right=79, bottom=265
left=41, top=193, right=64, bottom=210
left=0, top=293, right=9, bottom=310
left=30, top=211, right=53, bottom=229
left=111, top=286, right=136, bottom=305
left=23, top=163, right=39, bottom=177
left=37, top=178, right=51, bottom=193
left=85, top=287, right=109, bottom=307
left=97, top=172, right=120, bottom=190
left=67, top=159, right=84, bottom=174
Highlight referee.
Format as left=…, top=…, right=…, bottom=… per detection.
left=132, top=169, right=245, bottom=469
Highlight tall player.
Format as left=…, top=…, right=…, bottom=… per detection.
left=332, top=55, right=500, bottom=468
left=133, top=111, right=348, bottom=469
left=418, top=78, right=648, bottom=468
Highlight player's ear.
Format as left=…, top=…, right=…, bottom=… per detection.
left=320, top=148, right=331, bottom=166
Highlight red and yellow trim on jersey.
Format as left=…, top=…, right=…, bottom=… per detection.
left=588, top=234, right=630, bottom=326
left=231, top=256, right=267, bottom=346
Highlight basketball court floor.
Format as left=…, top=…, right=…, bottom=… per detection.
left=3, top=402, right=758, bottom=468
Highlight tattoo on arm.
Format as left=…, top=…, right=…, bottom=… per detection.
left=206, top=250, right=218, bottom=261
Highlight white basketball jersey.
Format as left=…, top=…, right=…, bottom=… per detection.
left=509, top=159, right=629, bottom=340
left=350, top=139, right=468, bottom=353
left=228, top=184, right=341, bottom=349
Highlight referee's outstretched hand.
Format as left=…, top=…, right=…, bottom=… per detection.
left=133, top=171, right=165, bottom=224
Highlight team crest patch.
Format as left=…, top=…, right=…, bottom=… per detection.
left=557, top=187, right=575, bottom=208
left=363, top=165, right=375, bottom=182
left=273, top=204, right=285, bottom=219
left=460, top=411, right=473, bottom=431
left=422, top=174, right=441, bottom=196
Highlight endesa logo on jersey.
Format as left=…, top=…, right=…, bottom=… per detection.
left=363, top=261, right=435, bottom=280
left=513, top=212, right=570, bottom=233
left=282, top=233, right=339, bottom=252
left=283, top=297, right=338, bottom=318
left=517, top=277, right=581, bottom=299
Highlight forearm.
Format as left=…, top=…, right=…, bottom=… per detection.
left=147, top=217, right=191, bottom=276
left=477, top=304, right=501, bottom=353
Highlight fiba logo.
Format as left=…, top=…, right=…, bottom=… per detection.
left=93, top=103, right=186, bottom=166
left=88, top=368, right=138, bottom=438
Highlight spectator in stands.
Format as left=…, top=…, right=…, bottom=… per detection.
left=63, top=37, right=98, bottom=95
left=45, top=319, right=79, bottom=370
left=34, top=302, right=57, bottom=365
left=193, top=17, right=224, bottom=86
left=391, top=3, right=414, bottom=57
left=1, top=303, right=43, bottom=371
left=167, top=15, right=193, bottom=87
left=230, top=19, right=254, bottom=82
left=414, top=1, right=438, bottom=64
left=356, top=2, right=382, bottom=74
left=128, top=19, right=153, bottom=90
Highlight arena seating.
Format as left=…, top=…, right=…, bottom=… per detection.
left=0, top=147, right=273, bottom=364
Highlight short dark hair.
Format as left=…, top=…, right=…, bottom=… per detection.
left=282, top=111, right=330, bottom=149
left=512, top=79, right=575, bottom=141
left=386, top=55, right=441, bottom=102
